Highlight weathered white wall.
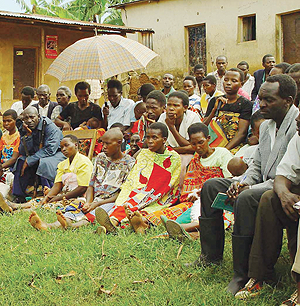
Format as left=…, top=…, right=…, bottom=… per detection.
left=122, top=0, right=299, bottom=79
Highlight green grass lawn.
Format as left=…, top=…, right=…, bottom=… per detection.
left=0, top=209, right=296, bottom=305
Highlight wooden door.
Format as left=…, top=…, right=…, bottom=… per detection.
left=13, top=48, right=36, bottom=99
left=282, top=12, right=300, bottom=64
left=188, top=24, right=207, bottom=73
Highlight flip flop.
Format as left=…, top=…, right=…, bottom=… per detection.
left=95, top=207, right=117, bottom=234
left=165, top=220, right=192, bottom=242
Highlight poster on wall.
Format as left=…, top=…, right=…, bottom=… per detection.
left=45, top=35, right=58, bottom=59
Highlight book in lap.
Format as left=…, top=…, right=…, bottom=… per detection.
left=211, top=192, right=234, bottom=212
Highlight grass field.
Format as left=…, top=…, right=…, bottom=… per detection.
left=0, top=209, right=296, bottom=306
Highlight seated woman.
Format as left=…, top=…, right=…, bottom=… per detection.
left=203, top=68, right=252, bottom=154
left=51, top=86, right=72, bottom=122
left=29, top=129, right=135, bottom=229
left=95, top=122, right=181, bottom=234
left=126, top=122, right=233, bottom=235
left=26, top=135, right=93, bottom=229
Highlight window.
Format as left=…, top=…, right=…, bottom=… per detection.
left=240, top=15, right=256, bottom=42
left=141, top=32, right=153, bottom=50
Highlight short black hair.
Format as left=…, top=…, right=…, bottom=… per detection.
left=146, top=90, right=166, bottom=107
left=75, top=81, right=91, bottom=95
left=274, top=62, right=291, bottom=74
left=21, top=86, right=35, bottom=98
left=203, top=75, right=217, bottom=85
left=228, top=68, right=244, bottom=82
left=148, top=122, right=168, bottom=138
left=168, top=91, right=189, bottom=107
left=63, top=134, right=79, bottom=144
left=216, top=55, right=228, bottom=62
left=107, top=79, right=122, bottom=92
left=110, top=122, right=124, bottom=129
left=3, top=109, right=18, bottom=120
left=262, top=54, right=274, bottom=63
left=250, top=110, right=264, bottom=129
left=188, top=122, right=209, bottom=138
left=266, top=74, right=297, bottom=100
left=194, top=64, right=204, bottom=71
left=237, top=61, right=249, bottom=69
left=139, top=83, right=155, bottom=99
left=183, top=76, right=197, bottom=86
left=288, top=63, right=300, bottom=74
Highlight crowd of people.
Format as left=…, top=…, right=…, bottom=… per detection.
left=1, top=54, right=300, bottom=305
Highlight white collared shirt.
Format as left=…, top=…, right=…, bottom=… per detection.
left=11, top=100, right=36, bottom=116
left=36, top=103, right=50, bottom=117
left=104, top=97, right=135, bottom=128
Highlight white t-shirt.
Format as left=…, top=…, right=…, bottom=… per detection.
left=158, top=110, right=201, bottom=147
left=104, top=97, right=135, bottom=129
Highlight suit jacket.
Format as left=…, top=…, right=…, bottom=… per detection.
left=251, top=69, right=265, bottom=101
left=241, top=104, right=299, bottom=190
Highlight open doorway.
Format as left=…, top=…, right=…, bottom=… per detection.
left=13, top=48, right=36, bottom=99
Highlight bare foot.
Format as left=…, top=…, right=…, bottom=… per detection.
left=29, top=211, right=48, bottom=231
left=56, top=210, right=68, bottom=229
left=43, top=186, right=50, bottom=196
left=0, top=193, right=12, bottom=214
left=125, top=205, right=149, bottom=234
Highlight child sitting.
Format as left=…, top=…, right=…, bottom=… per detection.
left=125, top=133, right=142, bottom=157
left=95, top=122, right=181, bottom=234
left=200, top=75, right=224, bottom=114
left=183, top=76, right=202, bottom=114
left=0, top=109, right=20, bottom=199
left=28, top=134, right=93, bottom=229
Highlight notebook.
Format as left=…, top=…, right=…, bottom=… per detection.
left=211, top=192, right=234, bottom=212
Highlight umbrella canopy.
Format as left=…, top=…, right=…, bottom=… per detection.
left=46, top=35, right=158, bottom=82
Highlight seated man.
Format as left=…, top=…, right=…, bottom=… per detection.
left=55, top=81, right=103, bottom=130
left=187, top=75, right=298, bottom=297
left=235, top=109, right=300, bottom=301
left=11, top=86, right=36, bottom=117
left=95, top=122, right=181, bottom=234
left=158, top=91, right=201, bottom=153
left=27, top=135, right=93, bottom=229
left=0, top=110, right=20, bottom=198
left=12, top=107, right=65, bottom=203
left=183, top=76, right=202, bottom=113
left=32, top=84, right=58, bottom=119
left=102, top=79, right=135, bottom=129
left=135, top=90, right=166, bottom=143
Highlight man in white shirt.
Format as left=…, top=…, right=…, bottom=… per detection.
left=208, top=55, right=228, bottom=93
left=158, top=91, right=201, bottom=148
left=11, top=86, right=36, bottom=116
left=237, top=61, right=255, bottom=98
left=32, top=84, right=57, bottom=119
left=102, top=79, right=134, bottom=129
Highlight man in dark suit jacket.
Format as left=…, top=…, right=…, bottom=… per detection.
left=251, top=54, right=276, bottom=100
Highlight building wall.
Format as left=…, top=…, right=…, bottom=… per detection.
left=0, top=21, right=92, bottom=111
left=121, top=0, right=299, bottom=80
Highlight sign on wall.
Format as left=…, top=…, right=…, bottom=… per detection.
left=45, top=35, right=58, bottom=59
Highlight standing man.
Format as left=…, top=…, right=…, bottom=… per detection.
left=102, top=79, right=134, bottom=129
left=33, top=84, right=58, bottom=119
left=251, top=54, right=276, bottom=100
left=194, top=64, right=206, bottom=96
left=11, top=86, right=36, bottom=116
left=162, top=73, right=175, bottom=98
left=237, top=61, right=255, bottom=97
left=12, top=107, right=65, bottom=203
left=186, top=75, right=298, bottom=296
left=208, top=55, right=228, bottom=93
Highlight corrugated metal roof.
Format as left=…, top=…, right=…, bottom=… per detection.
left=0, top=10, right=154, bottom=33
left=110, top=0, right=159, bottom=9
